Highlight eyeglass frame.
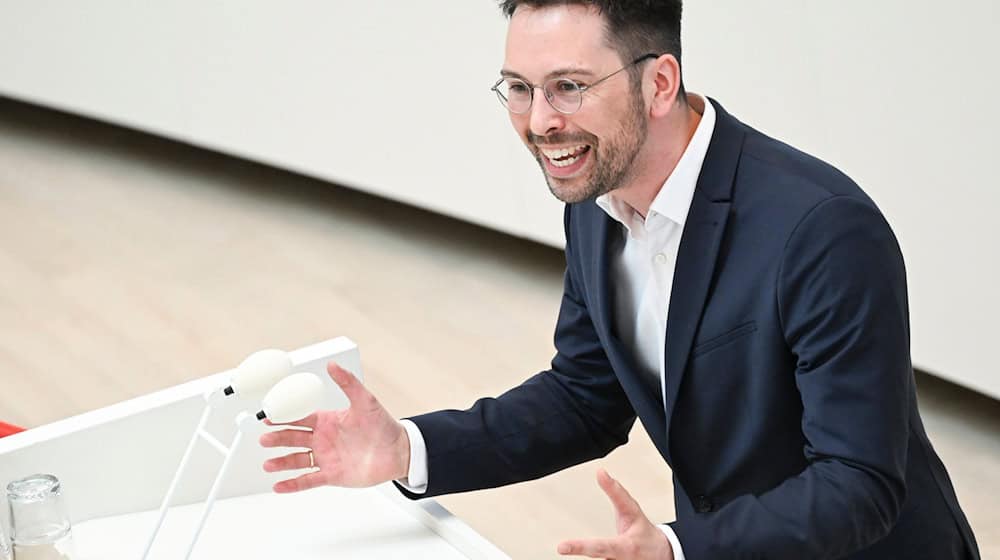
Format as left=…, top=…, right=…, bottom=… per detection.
left=491, top=53, right=660, bottom=115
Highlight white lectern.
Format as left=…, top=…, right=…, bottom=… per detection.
left=0, top=338, right=509, bottom=559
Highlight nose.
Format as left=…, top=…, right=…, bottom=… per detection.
left=528, top=89, right=566, bottom=138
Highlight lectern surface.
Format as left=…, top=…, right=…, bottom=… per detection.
left=74, top=484, right=484, bottom=559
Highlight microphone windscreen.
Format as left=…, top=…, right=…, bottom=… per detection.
left=261, top=372, right=324, bottom=423
left=230, top=349, right=293, bottom=399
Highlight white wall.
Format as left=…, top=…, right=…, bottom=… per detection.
left=0, top=1, right=996, bottom=398
left=0, top=1, right=566, bottom=246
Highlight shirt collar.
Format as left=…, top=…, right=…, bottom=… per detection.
left=596, top=94, right=717, bottom=235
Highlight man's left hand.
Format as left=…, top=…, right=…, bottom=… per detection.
left=557, top=469, right=674, bottom=559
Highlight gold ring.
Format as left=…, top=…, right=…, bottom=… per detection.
left=308, top=450, right=315, bottom=469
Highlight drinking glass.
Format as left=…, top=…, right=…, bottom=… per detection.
left=0, top=521, right=11, bottom=560
left=6, top=474, right=76, bottom=559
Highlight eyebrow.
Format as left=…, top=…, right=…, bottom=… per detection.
left=500, top=67, right=597, bottom=81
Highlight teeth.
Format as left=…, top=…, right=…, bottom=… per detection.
left=551, top=153, right=583, bottom=168
left=541, top=144, right=587, bottom=160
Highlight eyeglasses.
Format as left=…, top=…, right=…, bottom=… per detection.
left=491, top=53, right=659, bottom=115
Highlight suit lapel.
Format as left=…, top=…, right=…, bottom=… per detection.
left=590, top=209, right=615, bottom=342
left=662, top=99, right=744, bottom=461
left=581, top=99, right=746, bottom=464
left=590, top=207, right=671, bottom=460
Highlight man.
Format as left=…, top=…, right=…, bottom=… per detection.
left=260, top=2, right=980, bottom=558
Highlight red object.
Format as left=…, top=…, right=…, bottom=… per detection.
left=0, top=420, right=25, bottom=438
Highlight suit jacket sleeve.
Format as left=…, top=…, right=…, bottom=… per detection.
left=395, top=206, right=636, bottom=500
left=670, top=196, right=911, bottom=559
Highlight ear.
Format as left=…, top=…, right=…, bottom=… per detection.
left=646, top=54, right=683, bottom=118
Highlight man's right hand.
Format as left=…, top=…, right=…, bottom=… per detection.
left=259, top=361, right=411, bottom=493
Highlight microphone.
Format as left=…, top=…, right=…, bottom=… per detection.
left=146, top=351, right=321, bottom=560
left=255, top=372, right=324, bottom=423
left=222, top=349, right=292, bottom=399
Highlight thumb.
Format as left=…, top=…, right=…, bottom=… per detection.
left=597, top=469, right=643, bottom=530
left=326, top=361, right=367, bottom=406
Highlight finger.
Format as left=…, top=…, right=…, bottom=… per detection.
left=263, top=451, right=315, bottom=473
left=273, top=471, right=327, bottom=494
left=266, top=413, right=318, bottom=430
left=597, top=469, right=642, bottom=523
left=327, top=362, right=368, bottom=407
left=557, top=537, right=619, bottom=557
left=259, top=428, right=312, bottom=449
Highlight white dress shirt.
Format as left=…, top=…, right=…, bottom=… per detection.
left=399, top=95, right=717, bottom=560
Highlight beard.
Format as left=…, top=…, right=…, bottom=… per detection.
left=530, top=89, right=648, bottom=204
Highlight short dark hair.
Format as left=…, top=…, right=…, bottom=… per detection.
left=498, top=0, right=685, bottom=99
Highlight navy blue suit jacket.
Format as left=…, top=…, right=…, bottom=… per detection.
left=397, top=100, right=979, bottom=559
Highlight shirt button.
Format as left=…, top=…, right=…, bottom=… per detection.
left=654, top=253, right=668, bottom=265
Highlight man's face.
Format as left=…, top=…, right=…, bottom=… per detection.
left=503, top=5, right=648, bottom=204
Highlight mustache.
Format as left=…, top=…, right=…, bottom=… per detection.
left=528, top=132, right=597, bottom=146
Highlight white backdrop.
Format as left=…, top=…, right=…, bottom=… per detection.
left=0, top=1, right=996, bottom=398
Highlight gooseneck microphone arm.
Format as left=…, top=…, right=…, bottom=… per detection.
left=142, top=349, right=297, bottom=560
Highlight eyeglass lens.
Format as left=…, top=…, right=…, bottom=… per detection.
left=495, top=78, right=583, bottom=114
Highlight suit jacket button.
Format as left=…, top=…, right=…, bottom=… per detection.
left=695, top=495, right=714, bottom=513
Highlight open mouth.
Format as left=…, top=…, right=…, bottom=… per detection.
left=540, top=144, right=591, bottom=168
